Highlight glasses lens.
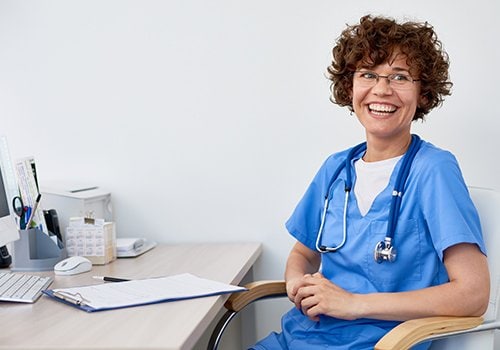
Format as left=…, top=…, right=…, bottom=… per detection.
left=354, top=71, right=377, bottom=86
left=354, top=71, right=416, bottom=90
left=389, top=74, right=413, bottom=87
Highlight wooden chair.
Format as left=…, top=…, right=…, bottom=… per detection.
left=208, top=187, right=500, bottom=350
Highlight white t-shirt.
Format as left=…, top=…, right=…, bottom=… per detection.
left=354, top=155, right=402, bottom=216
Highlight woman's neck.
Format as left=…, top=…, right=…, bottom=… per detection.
left=363, top=134, right=412, bottom=162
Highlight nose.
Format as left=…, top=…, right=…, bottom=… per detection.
left=372, top=76, right=393, bottom=95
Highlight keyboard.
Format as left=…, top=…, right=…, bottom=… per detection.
left=0, top=272, right=53, bottom=303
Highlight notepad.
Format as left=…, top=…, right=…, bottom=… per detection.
left=43, top=273, right=246, bottom=312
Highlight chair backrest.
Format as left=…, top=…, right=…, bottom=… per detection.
left=428, top=187, right=500, bottom=350
left=469, top=187, right=500, bottom=322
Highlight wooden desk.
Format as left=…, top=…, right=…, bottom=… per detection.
left=0, top=242, right=262, bottom=350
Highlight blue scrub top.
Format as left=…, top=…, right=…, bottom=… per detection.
left=254, top=139, right=486, bottom=350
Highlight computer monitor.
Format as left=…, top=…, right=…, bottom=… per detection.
left=0, top=137, right=20, bottom=247
left=0, top=167, right=18, bottom=247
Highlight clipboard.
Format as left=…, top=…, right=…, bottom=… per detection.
left=43, top=273, right=246, bottom=312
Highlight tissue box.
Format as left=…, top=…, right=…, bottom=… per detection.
left=65, top=217, right=116, bottom=265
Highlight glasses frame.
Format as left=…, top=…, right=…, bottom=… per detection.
left=354, top=70, right=420, bottom=90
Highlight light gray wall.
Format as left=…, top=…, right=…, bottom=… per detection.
left=1, top=0, right=498, bottom=344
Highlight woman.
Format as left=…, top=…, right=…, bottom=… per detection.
left=251, top=15, right=490, bottom=350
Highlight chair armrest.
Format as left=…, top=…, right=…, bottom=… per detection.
left=220, top=281, right=484, bottom=350
left=208, top=281, right=287, bottom=350
left=225, top=280, right=287, bottom=312
left=374, top=316, right=484, bottom=350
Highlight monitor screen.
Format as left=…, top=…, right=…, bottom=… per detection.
left=0, top=167, right=9, bottom=218
left=0, top=137, right=20, bottom=246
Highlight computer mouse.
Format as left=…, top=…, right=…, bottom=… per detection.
left=54, top=256, right=92, bottom=276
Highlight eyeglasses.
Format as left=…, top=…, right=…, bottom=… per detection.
left=354, top=70, right=420, bottom=90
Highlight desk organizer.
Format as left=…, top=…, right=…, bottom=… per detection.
left=65, top=217, right=116, bottom=265
left=11, top=228, right=67, bottom=272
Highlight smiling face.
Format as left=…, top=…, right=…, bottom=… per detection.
left=352, top=54, right=422, bottom=144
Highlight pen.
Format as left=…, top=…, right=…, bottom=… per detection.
left=93, top=276, right=130, bottom=282
left=23, top=206, right=31, bottom=229
left=25, top=193, right=41, bottom=229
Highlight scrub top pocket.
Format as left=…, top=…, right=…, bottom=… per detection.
left=366, top=219, right=423, bottom=290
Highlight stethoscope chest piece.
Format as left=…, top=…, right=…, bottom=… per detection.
left=374, top=238, right=397, bottom=263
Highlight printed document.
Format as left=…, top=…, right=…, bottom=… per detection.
left=44, top=273, right=246, bottom=312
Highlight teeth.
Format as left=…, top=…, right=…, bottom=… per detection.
left=369, top=103, right=396, bottom=113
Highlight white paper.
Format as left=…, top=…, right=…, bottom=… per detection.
left=51, top=273, right=245, bottom=310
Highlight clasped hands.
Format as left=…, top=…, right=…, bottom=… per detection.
left=286, top=272, right=358, bottom=322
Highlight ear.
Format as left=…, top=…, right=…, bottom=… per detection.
left=418, top=93, right=429, bottom=109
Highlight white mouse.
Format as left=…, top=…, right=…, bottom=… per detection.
left=54, top=256, right=92, bottom=276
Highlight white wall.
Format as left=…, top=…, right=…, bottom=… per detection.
left=1, top=0, right=498, bottom=344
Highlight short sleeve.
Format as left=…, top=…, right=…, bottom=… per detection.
left=285, top=153, right=346, bottom=250
left=417, top=149, right=486, bottom=260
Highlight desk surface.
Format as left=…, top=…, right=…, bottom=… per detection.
left=0, top=242, right=262, bottom=350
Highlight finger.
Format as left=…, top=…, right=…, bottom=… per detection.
left=304, top=303, right=321, bottom=322
left=300, top=295, right=321, bottom=322
left=304, top=273, right=326, bottom=286
left=294, top=285, right=315, bottom=309
left=291, top=275, right=317, bottom=296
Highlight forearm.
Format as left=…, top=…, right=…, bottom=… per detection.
left=295, top=244, right=489, bottom=322
left=285, top=242, right=320, bottom=282
left=355, top=245, right=489, bottom=321
left=355, top=280, right=488, bottom=321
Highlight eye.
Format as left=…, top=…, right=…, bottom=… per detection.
left=359, top=71, right=377, bottom=80
left=391, top=74, right=411, bottom=82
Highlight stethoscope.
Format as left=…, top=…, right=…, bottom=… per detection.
left=315, top=134, right=422, bottom=263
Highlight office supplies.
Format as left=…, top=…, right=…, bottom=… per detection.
left=43, top=208, right=62, bottom=241
left=54, top=256, right=92, bottom=276
left=25, top=193, right=41, bottom=229
left=24, top=206, right=31, bottom=225
left=11, top=227, right=67, bottom=272
left=116, top=238, right=157, bottom=258
left=1, top=242, right=262, bottom=349
left=12, top=195, right=27, bottom=229
left=0, top=145, right=66, bottom=271
left=117, top=237, right=144, bottom=251
left=15, top=157, right=47, bottom=234
left=92, top=276, right=130, bottom=282
left=41, top=184, right=113, bottom=234
left=0, top=271, right=53, bottom=303
left=65, top=216, right=116, bottom=265
left=44, top=272, right=247, bottom=312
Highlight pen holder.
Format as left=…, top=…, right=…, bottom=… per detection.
left=11, top=228, right=67, bottom=272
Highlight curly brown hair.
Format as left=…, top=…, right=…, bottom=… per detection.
left=326, top=15, right=453, bottom=121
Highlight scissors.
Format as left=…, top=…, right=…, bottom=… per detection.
left=11, top=196, right=28, bottom=230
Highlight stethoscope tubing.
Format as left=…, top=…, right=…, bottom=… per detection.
left=316, top=190, right=349, bottom=252
left=315, top=134, right=422, bottom=254
left=386, top=135, right=422, bottom=240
